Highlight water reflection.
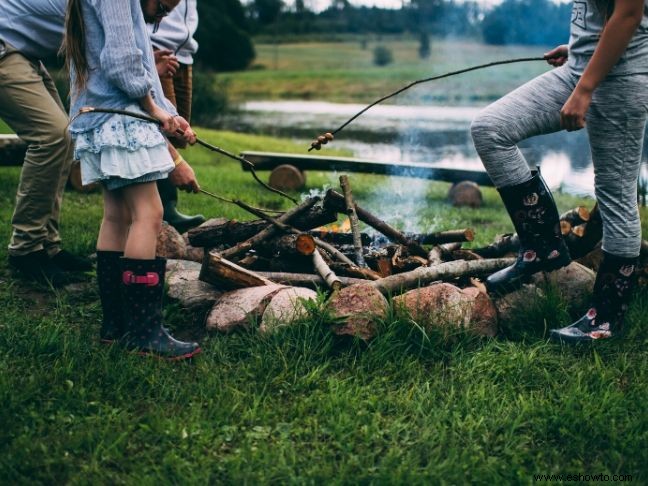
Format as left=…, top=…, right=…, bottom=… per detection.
left=226, top=101, right=648, bottom=197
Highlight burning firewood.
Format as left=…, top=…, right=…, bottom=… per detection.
left=188, top=203, right=337, bottom=248
left=220, top=197, right=320, bottom=259
left=323, top=189, right=429, bottom=258
left=339, top=175, right=367, bottom=268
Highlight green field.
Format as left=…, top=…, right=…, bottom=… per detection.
left=219, top=38, right=555, bottom=104
left=1, top=125, right=647, bottom=482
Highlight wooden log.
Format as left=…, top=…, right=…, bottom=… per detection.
left=200, top=250, right=275, bottom=290
left=451, top=249, right=483, bottom=261
left=339, top=175, right=367, bottom=267
left=472, top=234, right=520, bottom=258
left=269, top=164, right=306, bottom=190
left=560, top=220, right=572, bottom=236
left=68, top=160, right=100, bottom=193
left=369, top=258, right=515, bottom=295
left=220, top=197, right=320, bottom=259
left=254, top=271, right=367, bottom=288
left=323, top=189, right=429, bottom=258
left=447, top=181, right=483, bottom=208
left=312, top=250, right=342, bottom=291
left=560, top=206, right=590, bottom=226
left=236, top=199, right=357, bottom=267
left=0, top=135, right=26, bottom=166
left=187, top=202, right=337, bottom=247
left=329, top=262, right=381, bottom=281
left=566, top=203, right=602, bottom=259
left=255, top=233, right=316, bottom=258
left=428, top=242, right=462, bottom=266
left=415, top=229, right=474, bottom=245
left=308, top=230, right=371, bottom=246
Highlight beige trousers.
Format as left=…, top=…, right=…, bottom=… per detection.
left=0, top=41, right=72, bottom=257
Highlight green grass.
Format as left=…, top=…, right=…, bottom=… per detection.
left=220, top=38, right=555, bottom=104
left=1, top=127, right=647, bottom=483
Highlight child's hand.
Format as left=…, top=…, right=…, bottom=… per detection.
left=169, top=159, right=200, bottom=193
left=174, top=116, right=197, bottom=145
left=154, top=49, right=179, bottom=78
left=560, top=86, right=592, bottom=131
left=544, top=45, right=569, bottom=67
left=150, top=106, right=180, bottom=135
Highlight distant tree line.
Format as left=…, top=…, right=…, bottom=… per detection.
left=195, top=0, right=573, bottom=71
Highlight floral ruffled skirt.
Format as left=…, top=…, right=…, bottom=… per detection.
left=73, top=107, right=174, bottom=190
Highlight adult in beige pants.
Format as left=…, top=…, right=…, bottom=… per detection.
left=0, top=39, right=91, bottom=286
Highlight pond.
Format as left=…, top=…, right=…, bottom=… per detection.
left=222, top=100, right=648, bottom=198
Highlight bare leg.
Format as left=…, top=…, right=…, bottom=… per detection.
left=97, top=187, right=131, bottom=252
left=121, top=182, right=163, bottom=260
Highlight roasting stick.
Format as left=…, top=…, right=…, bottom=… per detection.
left=308, top=55, right=558, bottom=151
left=339, top=175, right=367, bottom=268
left=72, top=107, right=298, bottom=204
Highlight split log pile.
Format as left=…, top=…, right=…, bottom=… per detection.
left=160, top=184, right=645, bottom=341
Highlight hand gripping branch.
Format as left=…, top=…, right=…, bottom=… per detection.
left=72, top=107, right=299, bottom=204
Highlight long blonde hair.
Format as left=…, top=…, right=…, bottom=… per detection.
left=61, top=0, right=88, bottom=90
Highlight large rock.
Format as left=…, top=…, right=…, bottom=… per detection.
left=165, top=259, right=222, bottom=317
left=156, top=222, right=187, bottom=260
left=206, top=284, right=286, bottom=333
left=327, top=283, right=389, bottom=340
left=531, top=261, right=595, bottom=306
left=395, top=283, right=498, bottom=337
left=493, top=283, right=544, bottom=330
left=182, top=233, right=205, bottom=262
left=259, top=287, right=318, bottom=334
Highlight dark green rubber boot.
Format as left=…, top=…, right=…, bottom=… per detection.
left=157, top=178, right=205, bottom=233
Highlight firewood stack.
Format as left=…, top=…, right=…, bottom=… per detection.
left=188, top=187, right=493, bottom=292
left=167, top=178, right=639, bottom=340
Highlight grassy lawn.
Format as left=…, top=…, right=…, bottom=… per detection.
left=219, top=38, right=555, bottom=104
left=1, top=126, right=647, bottom=483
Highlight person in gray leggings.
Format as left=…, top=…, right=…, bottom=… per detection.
left=471, top=0, right=648, bottom=343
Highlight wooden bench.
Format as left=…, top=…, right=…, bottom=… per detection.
left=240, top=151, right=494, bottom=190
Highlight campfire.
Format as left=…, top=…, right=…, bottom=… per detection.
left=156, top=176, right=648, bottom=340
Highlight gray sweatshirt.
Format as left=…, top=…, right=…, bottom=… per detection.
left=568, top=0, right=648, bottom=75
left=149, top=0, right=199, bottom=65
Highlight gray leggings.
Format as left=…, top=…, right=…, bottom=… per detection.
left=471, top=65, right=648, bottom=258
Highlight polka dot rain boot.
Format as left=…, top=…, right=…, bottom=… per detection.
left=120, top=257, right=201, bottom=360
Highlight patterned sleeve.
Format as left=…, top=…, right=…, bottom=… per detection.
left=96, top=0, right=152, bottom=99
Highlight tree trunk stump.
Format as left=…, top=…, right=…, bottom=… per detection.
left=448, top=180, right=483, bottom=208
left=269, top=164, right=306, bottom=191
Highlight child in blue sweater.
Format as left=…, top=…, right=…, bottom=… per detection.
left=64, top=0, right=201, bottom=360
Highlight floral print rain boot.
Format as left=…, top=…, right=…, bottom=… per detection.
left=486, top=171, right=571, bottom=293
left=120, top=257, right=201, bottom=360
left=551, top=252, right=638, bottom=343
